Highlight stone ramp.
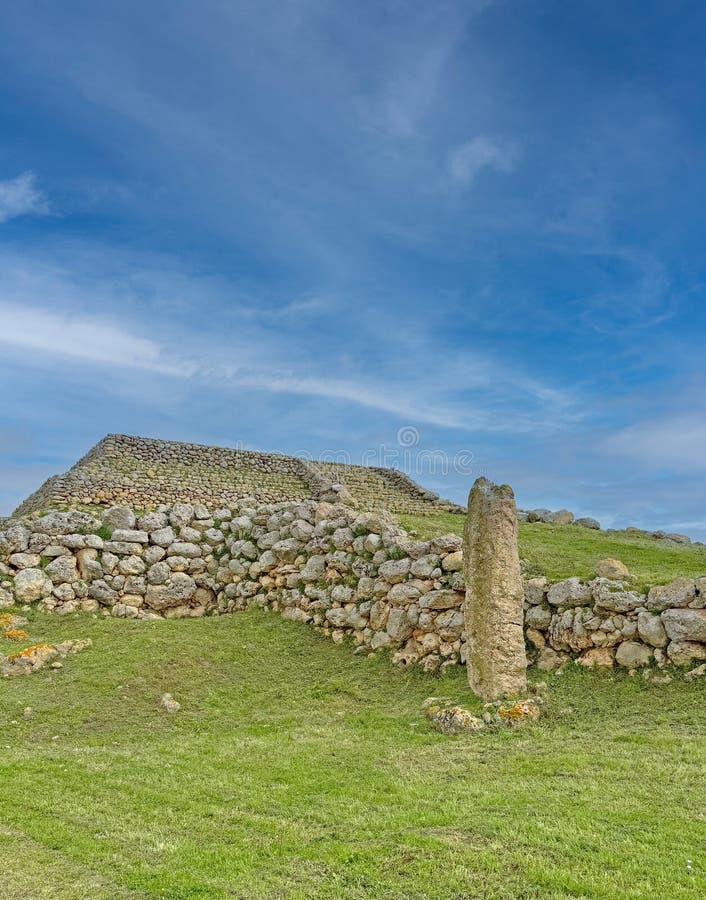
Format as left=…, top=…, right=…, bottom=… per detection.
left=13, top=434, right=450, bottom=517
left=308, top=460, right=441, bottom=514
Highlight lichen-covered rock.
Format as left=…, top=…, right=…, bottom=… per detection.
left=8, top=552, right=41, bottom=569
left=419, top=589, right=463, bottom=610
left=386, top=608, right=414, bottom=642
left=424, top=700, right=485, bottom=734
left=378, top=558, right=411, bottom=584
left=525, top=605, right=552, bottom=630
left=145, top=572, right=197, bottom=610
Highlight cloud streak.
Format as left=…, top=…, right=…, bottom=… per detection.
left=0, top=243, right=576, bottom=436
left=0, top=172, right=50, bottom=223
left=447, top=137, right=520, bottom=187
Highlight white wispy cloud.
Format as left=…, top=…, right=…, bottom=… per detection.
left=0, top=297, right=569, bottom=433
left=0, top=302, right=187, bottom=375
left=447, top=137, right=520, bottom=187
left=0, top=238, right=577, bottom=437
left=0, top=172, right=50, bottom=223
left=603, top=413, right=706, bottom=474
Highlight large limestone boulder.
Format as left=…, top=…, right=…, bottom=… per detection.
left=45, top=556, right=80, bottom=585
left=591, top=579, right=644, bottom=613
left=637, top=610, right=668, bottom=648
left=547, top=578, right=592, bottom=607
left=646, top=578, right=696, bottom=612
left=101, top=505, right=136, bottom=532
left=595, top=558, right=630, bottom=580
left=544, top=509, right=574, bottom=525
left=661, top=609, right=706, bottom=643
left=576, top=517, right=601, bottom=530
left=14, top=567, right=52, bottom=602
left=616, top=641, right=653, bottom=668
left=667, top=641, right=706, bottom=666
left=463, top=478, right=526, bottom=701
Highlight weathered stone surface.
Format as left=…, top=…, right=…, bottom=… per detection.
left=661, top=609, right=706, bottom=643
left=523, top=577, right=548, bottom=605
left=45, top=556, right=80, bottom=585
left=646, top=578, right=696, bottom=612
left=378, top=558, right=411, bottom=584
left=386, top=608, right=414, bottom=642
left=14, top=568, right=52, bottom=602
left=544, top=509, right=574, bottom=525
left=35, top=512, right=99, bottom=536
left=145, top=573, right=197, bottom=610
left=547, top=578, right=593, bottom=607
left=111, top=529, right=149, bottom=544
left=576, top=517, right=600, bottom=530
left=525, top=605, right=552, bottom=630
left=167, top=542, right=202, bottom=558
left=441, top=550, right=463, bottom=572
left=595, top=558, right=630, bottom=579
left=637, top=610, right=668, bottom=648
left=591, top=580, right=645, bottom=613
left=578, top=647, right=614, bottom=667
left=8, top=552, right=41, bottom=569
left=535, top=647, right=563, bottom=671
left=418, top=589, right=463, bottom=610
left=150, top=526, right=177, bottom=547
left=616, top=641, right=653, bottom=668
left=667, top=641, right=706, bottom=666
left=463, top=478, right=526, bottom=701
left=102, top=505, right=136, bottom=531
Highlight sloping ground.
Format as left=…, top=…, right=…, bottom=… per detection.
left=399, top=511, right=706, bottom=590
left=1, top=609, right=704, bottom=899
left=14, top=434, right=445, bottom=517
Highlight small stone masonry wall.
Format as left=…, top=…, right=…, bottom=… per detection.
left=1, top=502, right=705, bottom=671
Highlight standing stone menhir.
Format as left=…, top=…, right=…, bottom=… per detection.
left=463, top=477, right=527, bottom=702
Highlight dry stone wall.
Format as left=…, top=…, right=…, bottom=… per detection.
left=2, top=501, right=706, bottom=674
left=14, top=434, right=454, bottom=518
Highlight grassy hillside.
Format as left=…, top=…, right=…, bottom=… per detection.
left=399, top=512, right=706, bottom=590
left=1, top=608, right=705, bottom=898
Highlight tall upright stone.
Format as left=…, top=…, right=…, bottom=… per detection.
left=463, top=477, right=527, bottom=701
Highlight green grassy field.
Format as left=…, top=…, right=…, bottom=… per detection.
left=399, top=512, right=706, bottom=591
left=1, top=608, right=705, bottom=899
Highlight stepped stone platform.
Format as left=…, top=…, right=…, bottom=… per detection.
left=13, top=434, right=458, bottom=517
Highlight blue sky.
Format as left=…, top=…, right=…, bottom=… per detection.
left=2, top=0, right=706, bottom=535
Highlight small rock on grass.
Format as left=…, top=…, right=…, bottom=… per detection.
left=595, top=558, right=630, bottom=579
left=160, top=693, right=180, bottom=713
left=423, top=696, right=542, bottom=734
